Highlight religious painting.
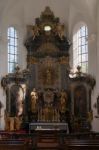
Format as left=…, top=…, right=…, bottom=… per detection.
left=74, top=85, right=87, bottom=118
left=9, top=84, right=24, bottom=117
left=37, top=57, right=60, bottom=89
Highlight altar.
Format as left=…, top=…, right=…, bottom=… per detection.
left=29, top=122, right=69, bottom=133
left=1, top=7, right=96, bottom=133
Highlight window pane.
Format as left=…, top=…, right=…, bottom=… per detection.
left=78, top=46, right=81, bottom=54
left=81, top=26, right=85, bottom=36
left=9, top=54, right=15, bottom=62
left=85, top=45, right=88, bottom=52
left=15, top=38, right=17, bottom=46
left=78, top=38, right=81, bottom=46
left=82, top=54, right=85, bottom=62
left=9, top=63, right=15, bottom=73
left=10, top=27, right=14, bottom=37
left=73, top=25, right=88, bottom=73
left=14, top=47, right=17, bottom=54
left=8, top=27, right=18, bottom=73
left=9, top=38, right=14, bottom=45
left=82, top=45, right=86, bottom=53
left=78, top=55, right=81, bottom=63
left=81, top=37, right=86, bottom=45
left=9, top=46, right=15, bottom=54
left=15, top=31, right=17, bottom=38
left=15, top=55, right=17, bottom=62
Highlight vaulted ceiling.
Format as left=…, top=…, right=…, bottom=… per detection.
left=0, top=0, right=97, bottom=21
left=0, top=0, right=97, bottom=35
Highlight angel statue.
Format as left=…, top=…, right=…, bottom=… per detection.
left=59, top=89, right=68, bottom=113
left=30, top=88, right=38, bottom=112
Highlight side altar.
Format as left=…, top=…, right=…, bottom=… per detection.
left=1, top=7, right=96, bottom=133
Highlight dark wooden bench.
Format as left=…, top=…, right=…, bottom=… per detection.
left=0, top=139, right=30, bottom=150
left=0, top=131, right=99, bottom=150
left=63, top=139, right=99, bottom=150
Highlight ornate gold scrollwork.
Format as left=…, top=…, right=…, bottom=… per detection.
left=59, top=56, right=69, bottom=64
left=27, top=56, right=38, bottom=64
left=27, top=25, right=40, bottom=40
left=38, top=42, right=59, bottom=53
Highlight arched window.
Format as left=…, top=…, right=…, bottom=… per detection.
left=73, top=25, right=88, bottom=73
left=8, top=27, right=18, bottom=73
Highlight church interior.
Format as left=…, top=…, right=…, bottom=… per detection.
left=0, top=0, right=99, bottom=149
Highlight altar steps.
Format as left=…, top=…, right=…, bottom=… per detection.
left=36, top=132, right=60, bottom=150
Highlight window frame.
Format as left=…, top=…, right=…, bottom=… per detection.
left=8, top=27, right=18, bottom=73
left=73, top=24, right=88, bottom=73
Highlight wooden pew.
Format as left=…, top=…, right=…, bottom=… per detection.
left=64, top=139, right=99, bottom=150
left=0, top=139, right=30, bottom=150
left=0, top=131, right=99, bottom=150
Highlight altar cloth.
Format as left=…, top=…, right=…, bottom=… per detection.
left=29, top=122, right=69, bottom=133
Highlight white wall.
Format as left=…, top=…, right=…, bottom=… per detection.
left=0, top=0, right=99, bottom=131
left=92, top=0, right=99, bottom=132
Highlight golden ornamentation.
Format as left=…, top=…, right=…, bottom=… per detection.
left=54, top=23, right=65, bottom=40
left=14, top=116, right=22, bottom=130
left=59, top=56, right=69, bottom=64
left=38, top=42, right=59, bottom=53
left=42, top=105, right=54, bottom=122
left=59, top=90, right=68, bottom=113
left=87, top=110, right=93, bottom=123
left=37, top=56, right=59, bottom=87
left=44, top=89, right=54, bottom=103
left=31, top=88, right=38, bottom=113
left=41, top=6, right=54, bottom=18
left=27, top=56, right=38, bottom=64
left=27, top=25, right=40, bottom=40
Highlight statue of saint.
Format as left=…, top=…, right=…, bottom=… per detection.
left=9, top=117, right=15, bottom=131
left=87, top=110, right=93, bottom=130
left=4, top=110, right=15, bottom=131
left=15, top=116, right=22, bottom=130
left=31, top=88, right=38, bottom=112
left=43, top=104, right=53, bottom=122
left=87, top=110, right=93, bottom=123
left=16, top=89, right=24, bottom=116
left=60, top=89, right=68, bottom=113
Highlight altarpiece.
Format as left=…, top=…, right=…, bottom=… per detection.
left=1, top=7, right=95, bottom=132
